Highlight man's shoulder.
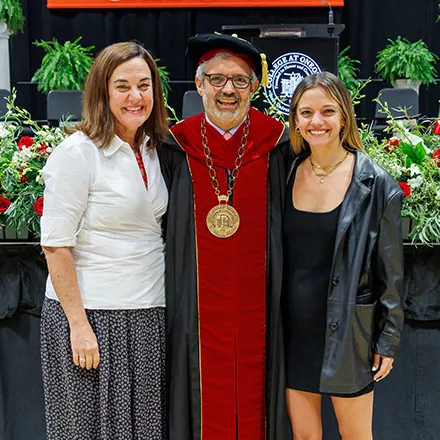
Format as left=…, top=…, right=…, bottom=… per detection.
left=157, top=130, right=187, bottom=164
left=170, top=114, right=202, bottom=135
left=249, top=107, right=285, bottom=128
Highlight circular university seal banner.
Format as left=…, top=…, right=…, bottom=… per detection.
left=264, top=52, right=322, bottom=115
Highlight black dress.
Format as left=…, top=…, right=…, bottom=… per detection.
left=283, top=175, right=341, bottom=393
left=283, top=176, right=374, bottom=397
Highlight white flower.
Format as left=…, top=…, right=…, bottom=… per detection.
left=36, top=170, right=44, bottom=184
left=409, top=164, right=421, bottom=176
left=11, top=146, right=34, bottom=163
left=390, top=164, right=403, bottom=178
left=394, top=121, right=430, bottom=153
left=408, top=176, right=424, bottom=189
left=0, top=122, right=11, bottom=138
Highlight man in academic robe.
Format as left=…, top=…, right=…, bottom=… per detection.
left=159, top=33, right=291, bottom=440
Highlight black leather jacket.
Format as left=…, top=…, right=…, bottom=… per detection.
left=287, top=150, right=405, bottom=394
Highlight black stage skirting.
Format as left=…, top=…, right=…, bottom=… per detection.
left=1, top=244, right=439, bottom=440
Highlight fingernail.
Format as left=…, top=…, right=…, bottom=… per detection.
left=372, top=366, right=377, bottom=371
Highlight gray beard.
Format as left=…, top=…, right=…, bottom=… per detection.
left=208, top=105, right=242, bottom=124
left=201, top=90, right=251, bottom=126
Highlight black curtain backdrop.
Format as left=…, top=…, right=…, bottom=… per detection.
left=8, top=0, right=440, bottom=121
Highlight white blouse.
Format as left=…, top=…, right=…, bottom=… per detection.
left=41, top=131, right=168, bottom=310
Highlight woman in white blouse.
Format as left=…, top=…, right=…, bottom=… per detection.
left=40, top=42, right=169, bottom=440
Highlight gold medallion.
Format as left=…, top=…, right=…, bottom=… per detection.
left=201, top=117, right=249, bottom=239
left=206, top=197, right=240, bottom=238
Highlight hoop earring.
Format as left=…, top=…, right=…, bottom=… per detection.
left=295, top=127, right=301, bottom=135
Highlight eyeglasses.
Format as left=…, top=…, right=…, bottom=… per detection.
left=203, top=73, right=252, bottom=89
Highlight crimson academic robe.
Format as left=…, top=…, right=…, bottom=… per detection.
left=158, top=107, right=291, bottom=440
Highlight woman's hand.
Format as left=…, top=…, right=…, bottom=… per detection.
left=70, top=320, right=100, bottom=370
left=372, top=353, right=394, bottom=382
left=43, top=247, right=100, bottom=370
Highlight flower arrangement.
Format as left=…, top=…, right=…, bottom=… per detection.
left=360, top=102, right=440, bottom=245
left=0, top=91, right=67, bottom=237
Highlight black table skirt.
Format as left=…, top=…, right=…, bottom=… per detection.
left=1, top=244, right=440, bottom=440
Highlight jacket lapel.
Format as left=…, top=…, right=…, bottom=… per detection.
left=334, top=151, right=374, bottom=252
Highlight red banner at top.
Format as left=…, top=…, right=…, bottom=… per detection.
left=48, top=0, right=344, bottom=8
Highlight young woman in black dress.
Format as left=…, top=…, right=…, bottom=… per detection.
left=284, top=72, right=404, bottom=439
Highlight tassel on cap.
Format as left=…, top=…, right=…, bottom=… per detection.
left=260, top=53, right=269, bottom=87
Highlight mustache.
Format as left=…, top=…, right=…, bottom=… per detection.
left=216, top=92, right=240, bottom=100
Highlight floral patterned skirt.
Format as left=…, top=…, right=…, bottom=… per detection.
left=40, top=298, right=167, bottom=440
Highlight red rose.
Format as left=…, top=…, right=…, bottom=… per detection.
left=385, top=138, right=399, bottom=153
left=19, top=165, right=29, bottom=183
left=433, top=149, right=440, bottom=166
left=36, top=143, right=48, bottom=155
left=34, top=198, right=44, bottom=216
left=0, top=197, right=12, bottom=213
left=398, top=182, right=411, bottom=198
left=433, top=120, right=440, bottom=136
left=17, top=136, right=34, bottom=150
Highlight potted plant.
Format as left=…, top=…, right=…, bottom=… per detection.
left=31, top=37, right=95, bottom=94
left=0, top=0, right=25, bottom=92
left=31, top=40, right=174, bottom=108
left=0, top=0, right=24, bottom=36
left=375, top=37, right=439, bottom=92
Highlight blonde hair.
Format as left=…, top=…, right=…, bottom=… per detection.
left=74, top=41, right=168, bottom=149
left=288, top=71, right=364, bottom=155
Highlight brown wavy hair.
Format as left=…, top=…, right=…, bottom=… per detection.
left=288, top=71, right=364, bottom=155
left=74, top=41, right=168, bottom=149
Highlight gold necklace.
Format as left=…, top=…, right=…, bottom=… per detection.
left=202, top=116, right=250, bottom=238
left=309, top=150, right=349, bottom=184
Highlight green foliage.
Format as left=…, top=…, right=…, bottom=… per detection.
left=0, top=0, right=24, bottom=36
left=336, top=46, right=371, bottom=108
left=337, top=46, right=361, bottom=93
left=31, top=37, right=95, bottom=94
left=361, top=101, right=440, bottom=244
left=251, top=85, right=288, bottom=124
left=155, top=59, right=171, bottom=101
left=348, top=77, right=372, bottom=108
left=375, top=37, right=439, bottom=85
left=154, top=58, right=179, bottom=122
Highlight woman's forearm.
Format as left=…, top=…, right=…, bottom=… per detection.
left=42, top=246, right=88, bottom=327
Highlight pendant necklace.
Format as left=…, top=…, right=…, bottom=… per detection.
left=309, top=150, right=349, bottom=184
left=202, top=115, right=250, bottom=238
